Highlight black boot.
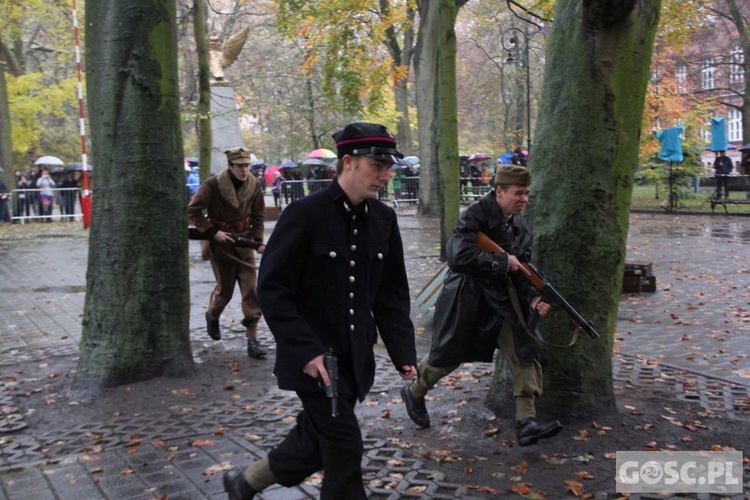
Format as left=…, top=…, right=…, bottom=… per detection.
left=206, top=311, right=221, bottom=341
left=400, top=384, right=430, bottom=428
left=247, top=338, right=267, bottom=359
left=223, top=469, right=257, bottom=499
left=516, top=417, right=562, bottom=446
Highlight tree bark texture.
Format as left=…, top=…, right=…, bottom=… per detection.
left=76, top=0, right=193, bottom=389
left=382, top=0, right=415, bottom=156
left=494, top=0, right=660, bottom=419
left=0, top=64, right=12, bottom=179
left=415, top=0, right=464, bottom=257
left=194, top=0, right=212, bottom=182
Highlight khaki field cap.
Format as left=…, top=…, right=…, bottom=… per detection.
left=495, top=165, right=531, bottom=186
left=225, top=147, right=253, bottom=164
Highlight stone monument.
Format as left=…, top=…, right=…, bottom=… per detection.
left=208, top=28, right=250, bottom=174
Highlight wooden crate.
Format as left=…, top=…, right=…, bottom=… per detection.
left=622, top=275, right=656, bottom=293
left=624, top=261, right=653, bottom=277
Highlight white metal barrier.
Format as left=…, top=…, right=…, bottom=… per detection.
left=8, top=188, right=83, bottom=224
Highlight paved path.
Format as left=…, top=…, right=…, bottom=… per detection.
left=0, top=211, right=748, bottom=498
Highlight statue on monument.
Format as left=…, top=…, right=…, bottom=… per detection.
left=208, top=27, right=250, bottom=85
left=208, top=26, right=251, bottom=174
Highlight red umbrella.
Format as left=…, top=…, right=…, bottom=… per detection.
left=307, top=148, right=336, bottom=159
left=264, top=166, right=281, bottom=186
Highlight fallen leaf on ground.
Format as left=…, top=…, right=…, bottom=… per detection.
left=565, top=479, right=585, bottom=496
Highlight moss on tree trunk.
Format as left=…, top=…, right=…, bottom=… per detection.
left=487, top=0, right=660, bottom=419
left=75, top=0, right=193, bottom=389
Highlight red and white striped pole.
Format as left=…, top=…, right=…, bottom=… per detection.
left=72, top=0, right=91, bottom=228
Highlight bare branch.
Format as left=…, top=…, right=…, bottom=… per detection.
left=506, top=0, right=551, bottom=28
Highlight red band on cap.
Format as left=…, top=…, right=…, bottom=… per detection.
left=336, top=136, right=397, bottom=146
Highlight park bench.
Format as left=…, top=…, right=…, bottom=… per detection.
left=709, top=175, right=750, bottom=214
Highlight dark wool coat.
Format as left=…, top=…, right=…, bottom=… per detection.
left=428, top=191, right=540, bottom=367
left=187, top=168, right=266, bottom=259
left=258, top=179, right=417, bottom=401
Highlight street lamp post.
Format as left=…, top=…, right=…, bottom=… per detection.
left=502, top=27, right=533, bottom=153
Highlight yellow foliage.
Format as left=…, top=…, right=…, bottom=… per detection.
left=7, top=73, right=79, bottom=154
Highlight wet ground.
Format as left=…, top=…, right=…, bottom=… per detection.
left=0, top=210, right=748, bottom=498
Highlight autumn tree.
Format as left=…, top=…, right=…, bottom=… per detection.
left=74, top=0, right=193, bottom=390
left=496, top=0, right=662, bottom=419
left=0, top=1, right=79, bottom=172
left=274, top=0, right=417, bottom=153
left=638, top=46, right=715, bottom=197
left=700, top=0, right=749, bottom=147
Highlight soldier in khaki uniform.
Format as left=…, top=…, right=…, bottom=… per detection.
left=188, top=147, right=267, bottom=358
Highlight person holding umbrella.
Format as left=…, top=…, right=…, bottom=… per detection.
left=36, top=166, right=56, bottom=222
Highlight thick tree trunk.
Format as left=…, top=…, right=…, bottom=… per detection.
left=488, top=0, right=660, bottom=420
left=75, top=0, right=193, bottom=390
left=393, top=72, right=413, bottom=156
left=305, top=78, right=319, bottom=149
left=0, top=64, right=12, bottom=180
left=415, top=0, right=464, bottom=257
left=194, top=0, right=212, bottom=181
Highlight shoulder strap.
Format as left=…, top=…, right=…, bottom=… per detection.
left=506, top=277, right=579, bottom=350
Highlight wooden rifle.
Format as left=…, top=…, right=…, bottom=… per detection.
left=188, top=227, right=261, bottom=250
left=476, top=231, right=600, bottom=339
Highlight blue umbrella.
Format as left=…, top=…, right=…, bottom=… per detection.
left=280, top=159, right=298, bottom=169
left=498, top=153, right=514, bottom=164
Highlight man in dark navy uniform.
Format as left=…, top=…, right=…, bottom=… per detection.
left=223, top=123, right=418, bottom=500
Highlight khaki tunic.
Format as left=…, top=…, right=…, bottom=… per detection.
left=188, top=169, right=265, bottom=334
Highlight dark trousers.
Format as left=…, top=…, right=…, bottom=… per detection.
left=715, top=176, right=729, bottom=199
left=268, top=391, right=366, bottom=500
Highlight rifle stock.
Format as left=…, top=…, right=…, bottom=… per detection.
left=475, top=231, right=600, bottom=339
left=188, top=227, right=261, bottom=249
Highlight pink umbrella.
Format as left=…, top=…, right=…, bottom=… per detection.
left=264, top=165, right=281, bottom=186
left=469, top=152, right=493, bottom=162
left=307, top=148, right=336, bottom=159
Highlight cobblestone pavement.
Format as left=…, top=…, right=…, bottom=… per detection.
left=0, top=211, right=748, bottom=498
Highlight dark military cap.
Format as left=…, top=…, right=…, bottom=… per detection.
left=332, top=122, right=404, bottom=165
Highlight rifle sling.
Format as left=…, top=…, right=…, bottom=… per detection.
left=506, top=277, right=580, bottom=350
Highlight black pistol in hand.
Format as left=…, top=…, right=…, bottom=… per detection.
left=322, top=353, right=339, bottom=417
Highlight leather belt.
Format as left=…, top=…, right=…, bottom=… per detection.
left=211, top=216, right=251, bottom=233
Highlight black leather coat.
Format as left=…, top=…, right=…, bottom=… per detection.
left=428, top=191, right=540, bottom=367
left=258, top=178, right=417, bottom=401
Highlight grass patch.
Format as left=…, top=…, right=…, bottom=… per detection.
left=630, top=183, right=750, bottom=214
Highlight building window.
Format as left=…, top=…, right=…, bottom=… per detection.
left=675, top=63, right=687, bottom=93
left=701, top=58, right=715, bottom=89
left=700, top=127, right=710, bottom=143
left=730, top=46, right=744, bottom=84
left=728, top=108, right=742, bottom=142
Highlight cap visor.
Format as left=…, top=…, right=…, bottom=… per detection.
left=365, top=153, right=404, bottom=165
